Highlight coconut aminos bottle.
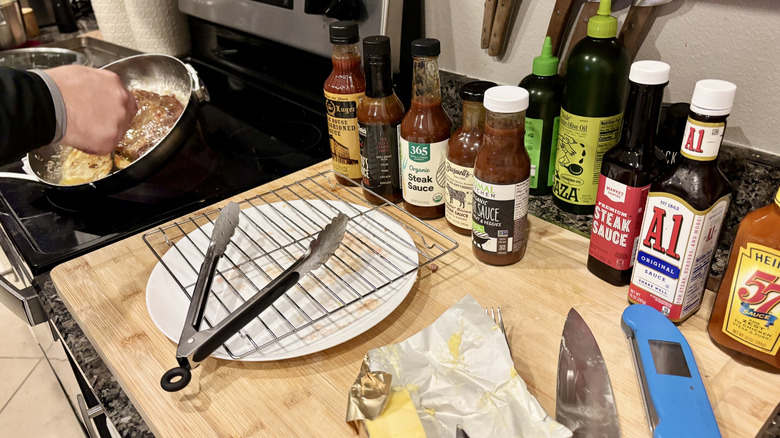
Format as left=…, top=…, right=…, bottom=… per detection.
left=628, top=79, right=736, bottom=323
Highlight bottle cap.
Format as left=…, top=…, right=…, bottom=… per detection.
left=411, top=38, right=441, bottom=57
left=484, top=86, right=530, bottom=113
left=587, top=0, right=618, bottom=39
left=532, top=37, right=560, bottom=77
left=690, top=79, right=737, bottom=116
left=459, top=81, right=497, bottom=102
left=329, top=21, right=360, bottom=44
left=629, top=60, right=670, bottom=85
left=363, top=35, right=391, bottom=58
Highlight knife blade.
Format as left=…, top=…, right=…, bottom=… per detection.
left=556, top=308, right=621, bottom=437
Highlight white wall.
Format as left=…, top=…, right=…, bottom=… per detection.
left=424, top=0, right=780, bottom=157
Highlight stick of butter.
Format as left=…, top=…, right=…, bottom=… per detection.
left=361, top=388, right=426, bottom=438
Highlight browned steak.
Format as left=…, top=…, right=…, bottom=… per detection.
left=114, top=89, right=184, bottom=168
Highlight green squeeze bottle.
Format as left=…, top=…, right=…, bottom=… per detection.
left=519, top=36, right=564, bottom=196
left=552, top=0, right=630, bottom=214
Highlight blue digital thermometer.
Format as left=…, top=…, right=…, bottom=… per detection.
left=621, top=304, right=721, bottom=437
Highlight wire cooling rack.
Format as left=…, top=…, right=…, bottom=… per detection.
left=142, top=171, right=458, bottom=359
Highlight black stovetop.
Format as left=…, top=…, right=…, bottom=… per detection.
left=0, top=56, right=331, bottom=276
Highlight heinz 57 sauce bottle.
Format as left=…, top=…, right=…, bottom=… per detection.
left=629, top=79, right=736, bottom=323
left=324, top=21, right=366, bottom=185
left=445, top=81, right=495, bottom=235
left=708, top=185, right=780, bottom=369
left=472, top=86, right=531, bottom=266
left=358, top=35, right=404, bottom=204
left=552, top=0, right=629, bottom=214
left=400, top=38, right=452, bottom=219
left=588, top=61, right=668, bottom=286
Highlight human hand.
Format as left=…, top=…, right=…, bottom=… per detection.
left=44, top=65, right=137, bottom=155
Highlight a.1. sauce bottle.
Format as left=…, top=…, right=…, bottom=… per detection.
left=358, top=35, right=404, bottom=204
left=472, top=86, right=531, bottom=266
left=400, top=38, right=452, bottom=219
left=324, top=21, right=366, bottom=185
left=708, top=186, right=780, bottom=369
left=587, top=60, right=668, bottom=286
left=518, top=36, right=563, bottom=196
left=445, top=80, right=496, bottom=235
left=629, top=79, right=736, bottom=323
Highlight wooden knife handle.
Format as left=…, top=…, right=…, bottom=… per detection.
left=560, top=1, right=600, bottom=73
left=488, top=0, right=515, bottom=56
left=545, top=0, right=577, bottom=57
left=481, top=0, right=498, bottom=49
left=619, top=5, right=658, bottom=62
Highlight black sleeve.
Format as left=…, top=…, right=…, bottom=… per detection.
left=0, top=67, right=57, bottom=164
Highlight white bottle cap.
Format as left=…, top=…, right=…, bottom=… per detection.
left=483, top=86, right=529, bottom=113
left=629, top=60, right=670, bottom=85
left=690, top=79, right=736, bottom=116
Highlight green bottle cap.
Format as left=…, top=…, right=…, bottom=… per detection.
left=587, top=0, right=618, bottom=39
left=532, top=37, right=560, bottom=77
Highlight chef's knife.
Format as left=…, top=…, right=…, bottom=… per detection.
left=556, top=308, right=621, bottom=437
left=622, top=304, right=720, bottom=437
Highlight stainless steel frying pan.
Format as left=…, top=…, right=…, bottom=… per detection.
left=0, top=53, right=209, bottom=196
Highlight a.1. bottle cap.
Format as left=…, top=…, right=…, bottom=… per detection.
left=329, top=21, right=359, bottom=44
left=629, top=60, right=670, bottom=85
left=484, top=85, right=529, bottom=113
left=587, top=0, right=618, bottom=39
left=690, top=79, right=737, bottom=116
left=459, top=80, right=497, bottom=102
left=532, top=36, right=560, bottom=77
left=411, top=38, right=441, bottom=57
left=363, top=35, right=391, bottom=59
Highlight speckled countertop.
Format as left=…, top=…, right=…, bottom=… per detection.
left=31, top=58, right=780, bottom=438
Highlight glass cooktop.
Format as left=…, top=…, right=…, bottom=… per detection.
left=0, top=57, right=331, bottom=275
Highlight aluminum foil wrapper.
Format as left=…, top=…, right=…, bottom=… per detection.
left=346, top=358, right=393, bottom=432
left=347, top=295, right=572, bottom=438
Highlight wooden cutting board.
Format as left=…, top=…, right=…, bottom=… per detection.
left=50, top=160, right=780, bottom=437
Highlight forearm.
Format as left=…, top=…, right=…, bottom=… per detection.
left=0, top=67, right=57, bottom=163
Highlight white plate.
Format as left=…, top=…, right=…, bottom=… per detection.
left=146, top=199, right=418, bottom=361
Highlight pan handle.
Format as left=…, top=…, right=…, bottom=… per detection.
left=184, top=63, right=210, bottom=103
left=0, top=172, right=42, bottom=183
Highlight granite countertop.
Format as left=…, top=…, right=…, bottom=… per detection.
left=24, top=31, right=780, bottom=438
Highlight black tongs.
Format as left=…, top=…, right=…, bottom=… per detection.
left=161, top=203, right=348, bottom=392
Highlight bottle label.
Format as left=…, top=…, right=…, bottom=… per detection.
left=359, top=122, right=401, bottom=195
left=325, top=90, right=363, bottom=179
left=679, top=118, right=724, bottom=161
left=399, top=138, right=447, bottom=206
left=553, top=109, right=623, bottom=206
left=775, top=187, right=780, bottom=208
left=445, top=161, right=474, bottom=229
left=549, top=116, right=560, bottom=188
left=525, top=117, right=543, bottom=189
left=720, top=243, right=780, bottom=355
left=588, top=176, right=651, bottom=270
left=472, top=178, right=530, bottom=254
left=629, top=193, right=731, bottom=321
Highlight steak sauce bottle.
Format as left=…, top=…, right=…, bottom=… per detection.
left=587, top=61, right=668, bottom=286
left=628, top=79, right=736, bottom=323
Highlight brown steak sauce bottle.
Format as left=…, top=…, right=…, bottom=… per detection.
left=628, top=79, right=736, bottom=323
left=445, top=81, right=495, bottom=235
left=358, top=36, right=404, bottom=204
left=399, top=38, right=452, bottom=219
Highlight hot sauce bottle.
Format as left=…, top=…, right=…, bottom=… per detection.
left=588, top=61, right=668, bottom=286
left=472, top=86, right=531, bottom=266
left=324, top=21, right=366, bottom=185
left=400, top=38, right=452, bottom=219
left=358, top=35, right=404, bottom=204
left=445, top=81, right=495, bottom=235
left=629, top=79, right=736, bottom=323
left=708, top=186, right=780, bottom=369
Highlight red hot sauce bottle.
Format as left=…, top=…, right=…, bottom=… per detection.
left=399, top=38, right=452, bottom=219
left=358, top=35, right=405, bottom=204
left=587, top=61, right=668, bottom=286
left=445, top=81, right=496, bottom=235
left=472, top=86, right=531, bottom=266
left=324, top=21, right=366, bottom=185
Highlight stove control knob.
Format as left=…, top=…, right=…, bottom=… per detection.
left=324, top=0, right=361, bottom=21
left=304, top=0, right=328, bottom=14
